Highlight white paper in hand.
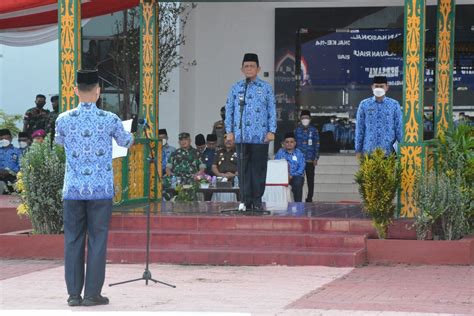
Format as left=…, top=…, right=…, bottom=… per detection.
left=112, top=119, right=132, bottom=159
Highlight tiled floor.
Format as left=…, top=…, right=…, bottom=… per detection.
left=1, top=261, right=471, bottom=315
left=114, top=201, right=367, bottom=219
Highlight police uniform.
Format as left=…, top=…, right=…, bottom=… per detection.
left=169, top=133, right=201, bottom=185
left=23, top=107, right=50, bottom=137
left=212, top=120, right=226, bottom=149
left=213, top=147, right=238, bottom=175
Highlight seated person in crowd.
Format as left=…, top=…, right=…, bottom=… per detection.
left=32, top=129, right=46, bottom=143
left=212, top=135, right=237, bottom=182
left=200, top=134, right=217, bottom=176
left=169, top=132, right=201, bottom=185
left=18, top=132, right=31, bottom=155
left=195, top=134, right=206, bottom=154
left=0, top=129, right=22, bottom=194
left=158, top=129, right=176, bottom=174
left=275, top=132, right=306, bottom=202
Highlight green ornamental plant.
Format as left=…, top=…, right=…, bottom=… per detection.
left=16, top=136, right=65, bottom=234
left=414, top=124, right=473, bottom=239
left=355, top=148, right=401, bottom=239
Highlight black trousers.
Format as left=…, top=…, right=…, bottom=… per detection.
left=0, top=172, right=17, bottom=193
left=290, top=175, right=304, bottom=202
left=304, top=162, right=315, bottom=202
left=236, top=143, right=268, bottom=207
left=63, top=199, right=112, bottom=297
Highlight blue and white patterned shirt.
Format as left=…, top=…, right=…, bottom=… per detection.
left=355, top=96, right=402, bottom=155
left=275, top=148, right=306, bottom=177
left=294, top=124, right=320, bottom=161
left=225, top=77, right=277, bottom=144
left=55, top=102, right=133, bottom=200
left=0, top=145, right=21, bottom=173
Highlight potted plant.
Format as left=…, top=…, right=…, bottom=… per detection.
left=355, top=148, right=401, bottom=239
left=194, top=173, right=212, bottom=189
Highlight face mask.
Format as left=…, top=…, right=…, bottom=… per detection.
left=373, top=88, right=386, bottom=98
left=301, top=119, right=310, bottom=126
left=0, top=140, right=10, bottom=147
left=162, top=139, right=167, bottom=146
left=19, top=141, right=28, bottom=149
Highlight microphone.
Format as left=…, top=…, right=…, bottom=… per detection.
left=138, top=118, right=150, bottom=129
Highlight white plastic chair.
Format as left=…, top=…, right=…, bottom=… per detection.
left=262, top=159, right=293, bottom=210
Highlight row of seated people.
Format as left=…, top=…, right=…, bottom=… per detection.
left=0, top=128, right=48, bottom=194
left=160, top=130, right=306, bottom=203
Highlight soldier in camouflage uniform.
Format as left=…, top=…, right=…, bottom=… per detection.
left=211, top=106, right=226, bottom=150
left=23, top=94, right=50, bottom=137
left=46, top=95, right=60, bottom=136
left=168, top=132, right=201, bottom=185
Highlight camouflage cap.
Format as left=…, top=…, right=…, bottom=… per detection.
left=179, top=132, right=190, bottom=140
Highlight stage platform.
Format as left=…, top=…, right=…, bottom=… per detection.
left=0, top=197, right=416, bottom=266
left=107, top=201, right=413, bottom=267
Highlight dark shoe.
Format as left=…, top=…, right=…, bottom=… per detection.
left=305, top=198, right=313, bottom=203
left=67, top=295, right=82, bottom=307
left=244, top=202, right=253, bottom=211
left=82, top=295, right=109, bottom=306
left=252, top=203, right=264, bottom=211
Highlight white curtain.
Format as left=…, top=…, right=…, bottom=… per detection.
left=0, top=19, right=89, bottom=47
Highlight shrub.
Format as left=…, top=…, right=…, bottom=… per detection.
left=16, top=137, right=65, bottom=234
left=355, top=148, right=401, bottom=239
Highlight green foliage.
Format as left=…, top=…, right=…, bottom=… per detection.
left=0, top=109, right=23, bottom=136
left=414, top=125, right=473, bottom=239
left=173, top=183, right=199, bottom=202
left=413, top=169, right=470, bottom=240
left=355, top=148, right=401, bottom=239
left=16, top=137, right=65, bottom=234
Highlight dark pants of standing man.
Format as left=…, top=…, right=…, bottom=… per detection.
left=304, top=162, right=315, bottom=202
left=63, top=199, right=112, bottom=298
left=237, top=143, right=269, bottom=208
left=290, top=175, right=304, bottom=202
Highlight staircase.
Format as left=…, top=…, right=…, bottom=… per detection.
left=107, top=215, right=369, bottom=267
left=308, top=154, right=361, bottom=202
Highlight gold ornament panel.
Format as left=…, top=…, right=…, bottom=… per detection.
left=59, top=0, right=80, bottom=112
left=435, top=0, right=454, bottom=137
left=113, top=158, right=123, bottom=204
left=128, top=143, right=145, bottom=199
left=400, top=145, right=423, bottom=217
left=403, top=0, right=424, bottom=144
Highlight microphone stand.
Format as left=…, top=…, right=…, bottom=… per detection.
left=221, top=78, right=270, bottom=216
left=109, top=122, right=176, bottom=288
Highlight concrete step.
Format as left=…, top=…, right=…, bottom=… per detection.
left=314, top=192, right=361, bottom=202
left=315, top=183, right=359, bottom=193
left=107, top=245, right=367, bottom=267
left=315, top=165, right=359, bottom=175
left=314, top=174, right=356, bottom=184
left=318, top=155, right=358, bottom=166
left=108, top=230, right=367, bottom=249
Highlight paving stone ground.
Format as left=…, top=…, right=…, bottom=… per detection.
left=0, top=260, right=472, bottom=316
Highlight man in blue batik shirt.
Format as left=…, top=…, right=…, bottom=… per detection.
left=294, top=110, right=320, bottom=202
left=225, top=53, right=277, bottom=210
left=275, top=132, right=306, bottom=202
left=55, top=69, right=133, bottom=307
left=355, top=76, right=402, bottom=158
left=0, top=128, right=21, bottom=194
